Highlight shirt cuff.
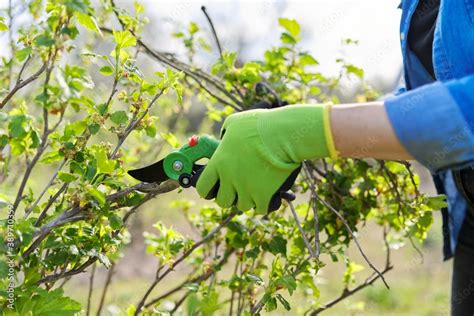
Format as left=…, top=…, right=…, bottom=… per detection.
left=385, top=81, right=474, bottom=173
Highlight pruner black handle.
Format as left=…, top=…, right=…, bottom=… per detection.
left=185, top=164, right=300, bottom=213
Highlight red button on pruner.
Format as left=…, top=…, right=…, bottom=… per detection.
left=188, top=135, right=199, bottom=147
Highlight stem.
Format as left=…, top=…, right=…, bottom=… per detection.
left=288, top=200, right=316, bottom=258
left=135, top=210, right=238, bottom=314
left=308, top=266, right=392, bottom=315
left=303, top=162, right=320, bottom=258
left=201, top=6, right=223, bottom=59
left=316, top=196, right=390, bottom=289
left=0, top=62, right=47, bottom=109
left=96, top=263, right=115, bottom=315
left=25, top=158, right=66, bottom=219
left=110, top=89, right=162, bottom=159
left=86, top=264, right=96, bottom=316
left=145, top=250, right=234, bottom=308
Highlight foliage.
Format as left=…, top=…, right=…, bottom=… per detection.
left=0, top=1, right=444, bottom=315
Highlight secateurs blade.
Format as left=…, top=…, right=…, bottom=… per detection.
left=128, top=83, right=297, bottom=212
left=128, top=134, right=219, bottom=188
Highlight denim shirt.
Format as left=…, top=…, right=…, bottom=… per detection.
left=385, top=0, right=474, bottom=258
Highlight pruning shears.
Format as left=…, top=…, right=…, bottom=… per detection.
left=127, top=83, right=299, bottom=212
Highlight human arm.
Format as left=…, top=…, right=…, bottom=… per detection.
left=330, top=101, right=412, bottom=160
left=196, top=75, right=474, bottom=213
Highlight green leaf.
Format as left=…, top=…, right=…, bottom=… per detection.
left=264, top=294, right=277, bottom=312
left=200, top=291, right=221, bottom=316
left=34, top=34, right=55, bottom=47
left=110, top=110, right=128, bottom=125
left=173, top=32, right=185, bottom=38
left=15, top=47, right=32, bottom=62
left=109, top=213, right=123, bottom=230
left=88, top=187, right=106, bottom=206
left=188, top=22, right=199, bottom=34
left=113, top=30, right=137, bottom=49
left=40, top=151, right=64, bottom=164
left=278, top=18, right=300, bottom=38
left=275, top=275, right=297, bottom=295
left=75, top=12, right=102, bottom=35
left=268, top=235, right=287, bottom=256
left=134, top=1, right=145, bottom=14
left=15, top=287, right=81, bottom=316
left=58, top=171, right=77, bottom=183
left=99, top=66, right=114, bottom=76
left=300, top=53, right=319, bottom=66
left=183, top=283, right=199, bottom=292
left=29, top=129, right=40, bottom=148
left=345, top=64, right=364, bottom=78
left=280, top=32, right=297, bottom=45
left=88, top=123, right=100, bottom=135
left=63, top=120, right=87, bottom=141
left=186, top=293, right=201, bottom=316
left=343, top=261, right=364, bottom=286
left=425, top=195, right=447, bottom=210
left=145, top=125, right=156, bottom=138
left=160, top=132, right=180, bottom=148
left=0, top=19, right=8, bottom=32
left=95, top=148, right=115, bottom=174
left=8, top=115, right=28, bottom=138
left=64, top=0, right=88, bottom=13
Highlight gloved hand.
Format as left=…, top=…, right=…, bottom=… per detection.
left=196, top=104, right=338, bottom=214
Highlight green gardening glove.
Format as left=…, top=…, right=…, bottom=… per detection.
left=196, top=104, right=338, bottom=214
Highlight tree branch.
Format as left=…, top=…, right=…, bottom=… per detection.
left=86, top=264, right=96, bottom=316
left=316, top=196, right=390, bottom=289
left=308, top=266, right=393, bottom=315
left=0, top=62, right=47, bottom=109
left=96, top=263, right=115, bottom=315
left=145, top=249, right=234, bottom=308
left=134, top=210, right=238, bottom=314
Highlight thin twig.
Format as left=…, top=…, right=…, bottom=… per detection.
left=0, top=62, right=47, bottom=109
left=86, top=264, right=96, bottom=316
left=110, top=89, right=163, bottom=159
left=97, top=263, right=115, bottom=315
left=135, top=210, right=238, bottom=314
left=100, top=25, right=243, bottom=110
left=316, top=196, right=390, bottom=289
left=308, top=266, right=392, bottom=315
left=288, top=200, right=316, bottom=258
left=303, top=161, right=320, bottom=258
left=25, top=159, right=67, bottom=218
left=201, top=6, right=223, bottom=58
left=250, top=255, right=312, bottom=314
left=145, top=250, right=234, bottom=308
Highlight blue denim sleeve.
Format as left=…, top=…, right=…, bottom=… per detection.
left=384, top=78, right=474, bottom=173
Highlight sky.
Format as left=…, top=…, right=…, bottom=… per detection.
left=132, top=0, right=404, bottom=91
left=0, top=0, right=404, bottom=92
